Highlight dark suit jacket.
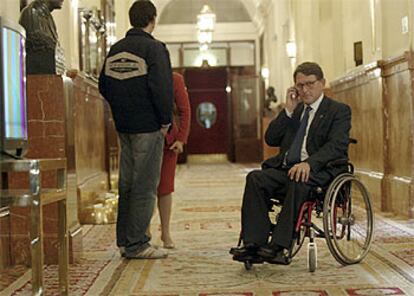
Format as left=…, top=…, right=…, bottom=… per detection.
left=262, top=96, right=351, bottom=176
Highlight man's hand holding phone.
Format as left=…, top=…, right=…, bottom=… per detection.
left=285, top=87, right=300, bottom=113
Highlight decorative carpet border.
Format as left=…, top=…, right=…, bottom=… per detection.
left=129, top=287, right=411, bottom=296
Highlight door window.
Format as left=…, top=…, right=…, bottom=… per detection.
left=196, top=102, right=217, bottom=129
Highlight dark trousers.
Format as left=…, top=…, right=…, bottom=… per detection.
left=241, top=167, right=332, bottom=249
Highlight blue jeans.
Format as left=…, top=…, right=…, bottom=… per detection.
left=117, top=131, right=164, bottom=253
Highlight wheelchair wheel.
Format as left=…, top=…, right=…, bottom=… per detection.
left=307, top=242, right=317, bottom=272
left=323, top=173, right=374, bottom=265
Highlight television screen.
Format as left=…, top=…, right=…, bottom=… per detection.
left=2, top=26, right=27, bottom=141
left=0, top=17, right=28, bottom=158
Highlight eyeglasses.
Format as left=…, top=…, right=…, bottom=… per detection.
left=295, top=79, right=319, bottom=90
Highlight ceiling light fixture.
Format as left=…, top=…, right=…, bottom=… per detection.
left=197, top=5, right=216, bottom=50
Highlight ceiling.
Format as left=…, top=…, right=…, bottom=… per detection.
left=150, top=0, right=268, bottom=28
left=158, top=0, right=251, bottom=24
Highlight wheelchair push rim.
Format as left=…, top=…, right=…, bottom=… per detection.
left=323, top=173, right=374, bottom=265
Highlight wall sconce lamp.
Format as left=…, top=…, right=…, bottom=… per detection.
left=286, top=41, right=297, bottom=58
left=261, top=67, right=270, bottom=79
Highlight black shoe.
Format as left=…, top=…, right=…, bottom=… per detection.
left=232, top=248, right=263, bottom=263
left=257, top=245, right=291, bottom=265
left=229, top=246, right=244, bottom=256
left=229, top=245, right=259, bottom=260
left=266, top=250, right=291, bottom=265
left=257, top=244, right=283, bottom=259
left=232, top=253, right=264, bottom=264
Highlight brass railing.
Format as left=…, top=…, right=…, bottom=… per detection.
left=1, top=158, right=68, bottom=296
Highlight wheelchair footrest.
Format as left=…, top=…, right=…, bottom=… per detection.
left=311, top=223, right=326, bottom=238
left=232, top=255, right=264, bottom=264
left=267, top=256, right=291, bottom=265
left=315, top=231, right=325, bottom=238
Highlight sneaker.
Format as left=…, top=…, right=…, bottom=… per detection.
left=119, top=247, right=126, bottom=257
left=126, top=245, right=168, bottom=259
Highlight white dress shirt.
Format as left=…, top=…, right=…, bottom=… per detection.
left=285, top=93, right=324, bottom=161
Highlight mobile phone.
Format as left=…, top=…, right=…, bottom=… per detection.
left=290, top=88, right=298, bottom=100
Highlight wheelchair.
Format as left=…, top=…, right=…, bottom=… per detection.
left=235, top=145, right=375, bottom=272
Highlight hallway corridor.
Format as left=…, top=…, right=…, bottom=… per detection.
left=2, top=162, right=414, bottom=296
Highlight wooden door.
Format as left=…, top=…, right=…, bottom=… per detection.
left=231, top=73, right=262, bottom=162
left=184, top=68, right=229, bottom=155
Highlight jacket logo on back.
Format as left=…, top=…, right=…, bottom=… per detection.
left=105, top=52, right=147, bottom=80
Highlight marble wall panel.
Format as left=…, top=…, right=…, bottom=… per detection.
left=0, top=209, right=10, bottom=269
left=9, top=203, right=61, bottom=265
left=5, top=75, right=80, bottom=265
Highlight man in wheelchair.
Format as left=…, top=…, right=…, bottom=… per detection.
left=230, top=62, right=351, bottom=265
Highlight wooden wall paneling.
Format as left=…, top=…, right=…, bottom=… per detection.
left=330, top=63, right=385, bottom=212
left=382, top=53, right=414, bottom=217
left=409, top=52, right=414, bottom=218
left=262, top=116, right=279, bottom=160
left=104, top=102, right=119, bottom=190
left=331, top=54, right=414, bottom=218
left=63, top=74, right=83, bottom=262
left=71, top=74, right=110, bottom=224
left=73, top=76, right=106, bottom=184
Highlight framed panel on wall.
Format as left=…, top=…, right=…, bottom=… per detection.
left=78, top=0, right=116, bottom=80
left=101, top=0, right=116, bottom=55
left=354, top=41, right=363, bottom=66
left=79, top=8, right=105, bottom=79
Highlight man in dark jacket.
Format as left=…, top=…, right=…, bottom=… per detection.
left=230, top=62, right=351, bottom=263
left=99, top=0, right=173, bottom=259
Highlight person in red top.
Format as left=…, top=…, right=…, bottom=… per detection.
left=157, top=72, right=191, bottom=248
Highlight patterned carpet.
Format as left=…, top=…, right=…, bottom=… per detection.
left=1, top=162, right=414, bottom=296
left=0, top=225, right=126, bottom=295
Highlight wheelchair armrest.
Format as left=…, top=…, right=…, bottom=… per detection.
left=326, top=158, right=349, bottom=169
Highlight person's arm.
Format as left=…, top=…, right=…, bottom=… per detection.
left=306, top=104, right=352, bottom=173
left=264, top=110, right=293, bottom=147
left=147, top=42, right=173, bottom=127
left=265, top=86, right=301, bottom=147
left=174, top=75, right=191, bottom=143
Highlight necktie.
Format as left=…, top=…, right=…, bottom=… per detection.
left=286, top=106, right=312, bottom=166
